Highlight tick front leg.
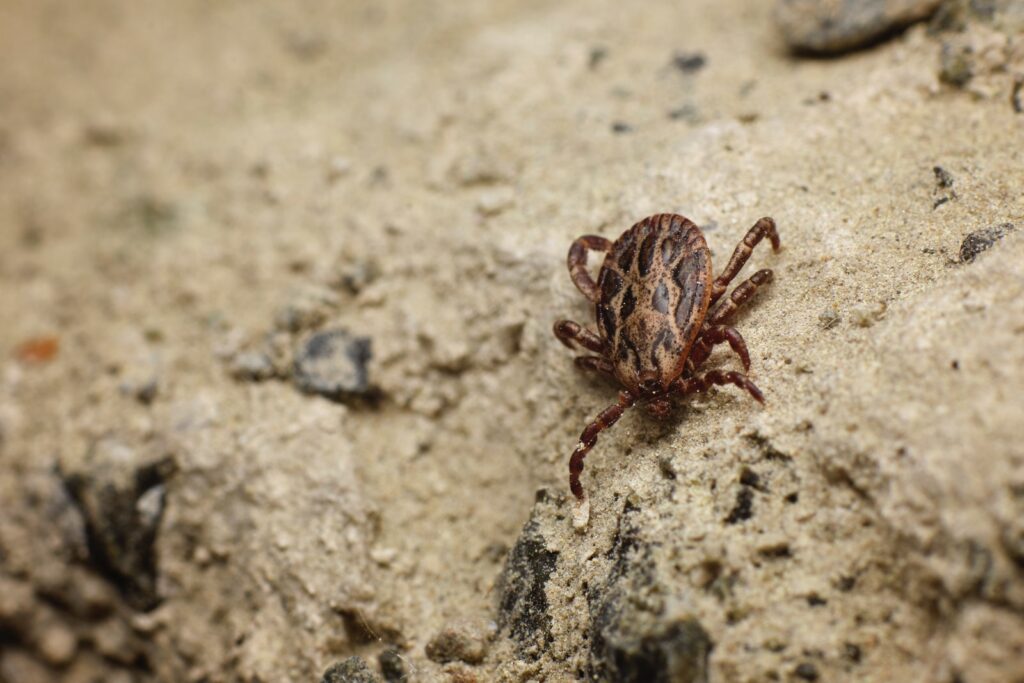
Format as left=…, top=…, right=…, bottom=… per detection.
left=707, top=269, right=773, bottom=325
left=688, top=325, right=750, bottom=370
left=568, top=235, right=612, bottom=303
left=710, top=217, right=780, bottom=306
left=671, top=369, right=764, bottom=404
left=569, top=391, right=635, bottom=502
left=554, top=319, right=606, bottom=353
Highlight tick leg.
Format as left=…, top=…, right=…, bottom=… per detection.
left=710, top=217, right=779, bottom=306
left=574, top=355, right=616, bottom=379
left=568, top=235, right=613, bottom=303
left=707, top=269, right=773, bottom=326
left=671, top=369, right=764, bottom=404
left=689, top=325, right=750, bottom=371
left=569, top=391, right=635, bottom=501
left=554, top=319, right=606, bottom=353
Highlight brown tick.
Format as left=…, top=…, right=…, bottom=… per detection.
left=554, top=214, right=780, bottom=524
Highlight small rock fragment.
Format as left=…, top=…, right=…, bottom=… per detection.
left=293, top=329, right=373, bottom=402
left=959, top=223, right=1016, bottom=263
left=60, top=439, right=175, bottom=610
left=939, top=42, right=974, bottom=86
left=776, top=0, right=942, bottom=54
left=378, top=648, right=406, bottom=682
left=795, top=661, right=820, bottom=680
left=818, top=308, right=841, bottom=330
left=425, top=620, right=490, bottom=665
left=321, top=657, right=382, bottom=683
left=672, top=51, right=707, bottom=73
left=229, top=350, right=276, bottom=381
left=933, top=165, right=955, bottom=189
left=725, top=487, right=754, bottom=524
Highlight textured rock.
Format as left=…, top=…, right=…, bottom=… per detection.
left=59, top=439, right=175, bottom=611
left=776, top=0, right=942, bottom=53
left=496, top=492, right=560, bottom=660
left=958, top=223, right=1016, bottom=263
left=377, top=649, right=406, bottom=682
left=320, top=657, right=381, bottom=683
left=424, top=620, right=490, bottom=665
left=588, top=505, right=712, bottom=682
left=293, top=329, right=374, bottom=402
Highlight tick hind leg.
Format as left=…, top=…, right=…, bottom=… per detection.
left=671, top=369, right=764, bottom=404
left=707, top=269, right=772, bottom=325
left=688, top=325, right=750, bottom=370
left=568, top=235, right=612, bottom=302
left=554, top=320, right=606, bottom=353
left=569, top=391, right=635, bottom=502
left=710, top=217, right=780, bottom=306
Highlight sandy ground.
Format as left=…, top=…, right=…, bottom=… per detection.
left=1, top=0, right=1023, bottom=681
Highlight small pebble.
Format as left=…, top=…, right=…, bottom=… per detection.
left=959, top=223, right=1016, bottom=263
left=229, top=351, right=276, bottom=381
left=293, top=329, right=373, bottom=402
left=321, top=656, right=381, bottom=683
left=672, top=51, right=707, bottom=73
left=818, top=308, right=841, bottom=330
left=795, top=661, right=820, bottom=680
left=425, top=620, right=490, bottom=665
left=378, top=648, right=406, bottom=682
left=776, top=0, right=942, bottom=54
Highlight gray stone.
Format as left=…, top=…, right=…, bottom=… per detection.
left=959, top=223, right=1016, bottom=263
left=293, top=329, right=373, bottom=402
left=377, top=648, right=406, bottom=682
left=776, top=0, right=942, bottom=54
left=60, top=439, right=175, bottom=611
left=588, top=504, right=712, bottom=682
left=320, top=657, right=381, bottom=683
left=424, top=620, right=490, bottom=665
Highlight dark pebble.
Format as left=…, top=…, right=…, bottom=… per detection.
left=725, top=487, right=754, bottom=524
left=795, top=662, right=820, bottom=680
left=959, top=223, right=1016, bottom=263
left=672, top=51, right=707, bottom=73
left=320, top=657, right=381, bottom=683
left=60, top=440, right=175, bottom=611
left=293, top=329, right=373, bottom=402
left=377, top=649, right=406, bottom=682
left=776, top=0, right=942, bottom=54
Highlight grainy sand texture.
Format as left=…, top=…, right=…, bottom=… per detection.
left=1, top=0, right=1023, bottom=681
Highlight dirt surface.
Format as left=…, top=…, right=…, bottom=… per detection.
left=1, top=1, right=1023, bottom=681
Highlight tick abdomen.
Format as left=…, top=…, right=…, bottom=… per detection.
left=596, top=214, right=712, bottom=393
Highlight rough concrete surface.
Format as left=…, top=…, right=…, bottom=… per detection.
left=1, top=0, right=1023, bottom=681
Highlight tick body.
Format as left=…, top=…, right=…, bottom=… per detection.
left=554, top=214, right=780, bottom=521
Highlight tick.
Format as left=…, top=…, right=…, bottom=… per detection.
left=554, top=213, right=780, bottom=523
